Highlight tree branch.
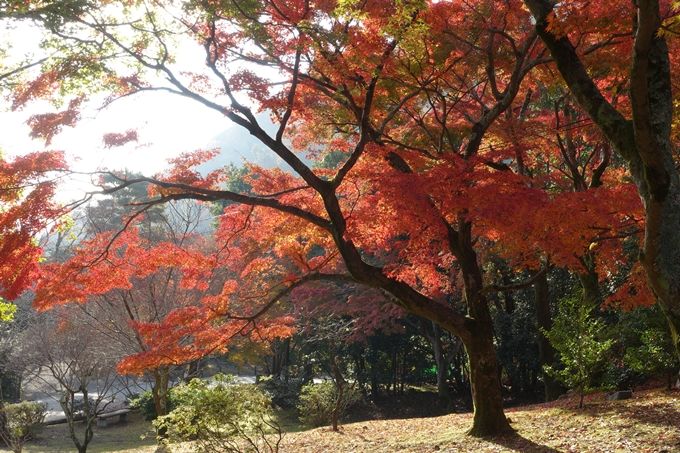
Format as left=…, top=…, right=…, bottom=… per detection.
left=480, top=264, right=554, bottom=296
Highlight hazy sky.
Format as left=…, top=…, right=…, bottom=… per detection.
left=0, top=75, right=236, bottom=174
left=0, top=19, right=294, bottom=203
left=0, top=18, right=239, bottom=177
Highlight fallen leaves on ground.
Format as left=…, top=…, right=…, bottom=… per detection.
left=281, top=388, right=680, bottom=453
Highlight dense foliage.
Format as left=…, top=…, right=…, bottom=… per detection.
left=1, top=0, right=679, bottom=440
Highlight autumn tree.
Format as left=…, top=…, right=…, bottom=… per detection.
left=35, top=202, right=221, bottom=421
left=521, top=0, right=680, bottom=365
left=491, top=89, right=642, bottom=400
left=8, top=0, right=650, bottom=437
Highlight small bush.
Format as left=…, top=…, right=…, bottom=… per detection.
left=0, top=401, right=47, bottom=453
left=156, top=374, right=282, bottom=453
left=261, top=376, right=306, bottom=408
left=601, top=362, right=646, bottom=391
left=542, top=295, right=612, bottom=408
left=297, top=382, right=362, bottom=428
left=129, top=389, right=181, bottom=421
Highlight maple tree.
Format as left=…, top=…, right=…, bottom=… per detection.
left=0, top=152, right=67, bottom=301
left=521, top=0, right=680, bottom=365
left=9, top=0, right=666, bottom=438
left=15, top=308, right=122, bottom=453
left=35, top=208, right=225, bottom=419
left=499, top=89, right=643, bottom=399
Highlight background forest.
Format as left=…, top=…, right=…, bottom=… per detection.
left=0, top=0, right=679, bottom=451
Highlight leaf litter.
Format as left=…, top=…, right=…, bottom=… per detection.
left=280, top=388, right=680, bottom=453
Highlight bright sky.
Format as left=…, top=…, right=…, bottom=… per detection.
left=0, top=92, right=238, bottom=203
left=0, top=20, right=247, bottom=202
left=0, top=14, right=299, bottom=206
left=0, top=93, right=233, bottom=173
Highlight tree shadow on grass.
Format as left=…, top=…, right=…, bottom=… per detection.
left=622, top=400, right=680, bottom=429
left=488, top=432, right=562, bottom=453
left=559, top=396, right=680, bottom=430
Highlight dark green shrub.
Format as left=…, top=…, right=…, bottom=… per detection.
left=1, top=373, right=21, bottom=403
left=625, top=328, right=680, bottom=389
left=72, top=396, right=96, bottom=419
left=601, top=362, right=646, bottom=391
left=260, top=376, right=305, bottom=408
left=129, top=388, right=181, bottom=421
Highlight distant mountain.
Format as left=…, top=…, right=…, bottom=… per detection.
left=199, top=113, right=309, bottom=173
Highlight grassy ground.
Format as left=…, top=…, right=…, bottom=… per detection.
left=11, top=411, right=158, bottom=453
left=10, top=387, right=680, bottom=453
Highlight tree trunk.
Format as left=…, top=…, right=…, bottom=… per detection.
left=184, top=360, right=200, bottom=381
left=60, top=387, right=94, bottom=453
left=419, top=319, right=459, bottom=408
left=449, top=221, right=513, bottom=436
left=578, top=253, right=600, bottom=309
left=0, top=389, right=7, bottom=443
left=534, top=272, right=562, bottom=401
left=329, top=342, right=343, bottom=432
left=152, top=366, right=170, bottom=440
left=370, top=362, right=379, bottom=402
left=271, top=337, right=291, bottom=378
left=152, top=366, right=170, bottom=417
left=432, top=323, right=452, bottom=406
left=464, top=326, right=511, bottom=436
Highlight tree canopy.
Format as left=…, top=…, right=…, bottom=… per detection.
left=1, top=0, right=679, bottom=438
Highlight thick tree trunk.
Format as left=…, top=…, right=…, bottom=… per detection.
left=464, top=324, right=512, bottom=436
left=534, top=272, right=562, bottom=401
left=152, top=366, right=170, bottom=417
left=642, top=185, right=680, bottom=365
left=449, top=221, right=513, bottom=436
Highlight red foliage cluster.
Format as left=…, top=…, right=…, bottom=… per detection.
left=0, top=151, right=68, bottom=299
left=102, top=129, right=139, bottom=148
left=35, top=225, right=297, bottom=374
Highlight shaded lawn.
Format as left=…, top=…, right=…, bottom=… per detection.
left=13, top=387, right=679, bottom=453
